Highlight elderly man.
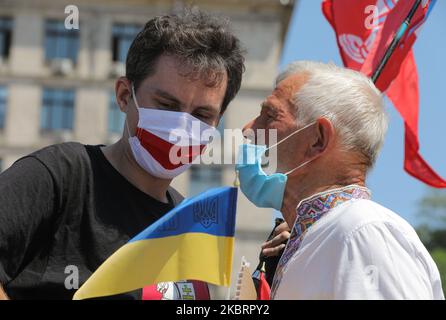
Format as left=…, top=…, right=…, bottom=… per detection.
left=236, top=61, right=444, bottom=300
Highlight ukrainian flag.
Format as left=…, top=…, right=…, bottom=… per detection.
left=73, top=186, right=238, bottom=300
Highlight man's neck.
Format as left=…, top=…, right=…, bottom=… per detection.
left=101, top=139, right=172, bottom=203
left=280, top=166, right=366, bottom=228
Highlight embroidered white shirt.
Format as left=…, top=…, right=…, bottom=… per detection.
left=273, top=195, right=444, bottom=300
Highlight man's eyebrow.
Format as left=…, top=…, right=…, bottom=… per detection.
left=195, top=105, right=220, bottom=115
left=153, top=89, right=182, bottom=105
left=154, top=89, right=219, bottom=113
left=261, top=101, right=274, bottom=111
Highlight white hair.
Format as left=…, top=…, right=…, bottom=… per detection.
left=276, top=60, right=388, bottom=167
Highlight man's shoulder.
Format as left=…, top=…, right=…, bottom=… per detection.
left=25, top=142, right=88, bottom=165
left=29, top=142, right=87, bottom=160
left=306, top=199, right=428, bottom=270
left=21, top=142, right=91, bottom=178
left=327, top=199, right=418, bottom=243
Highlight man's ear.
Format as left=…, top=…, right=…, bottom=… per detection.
left=115, top=77, right=132, bottom=113
left=308, top=117, right=335, bottom=158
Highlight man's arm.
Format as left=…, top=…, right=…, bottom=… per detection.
left=0, top=156, right=56, bottom=295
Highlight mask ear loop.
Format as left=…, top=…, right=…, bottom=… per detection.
left=126, top=84, right=140, bottom=138
left=125, top=119, right=132, bottom=138
left=284, top=158, right=313, bottom=176
left=258, top=121, right=315, bottom=175
left=265, top=116, right=328, bottom=175
left=131, top=84, right=140, bottom=109
left=234, top=116, right=327, bottom=186
left=265, top=121, right=316, bottom=152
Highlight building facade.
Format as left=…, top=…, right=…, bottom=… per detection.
left=0, top=0, right=294, bottom=298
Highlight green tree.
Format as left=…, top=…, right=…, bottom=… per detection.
left=418, top=189, right=446, bottom=228
left=431, top=248, right=446, bottom=295
left=416, top=188, right=446, bottom=295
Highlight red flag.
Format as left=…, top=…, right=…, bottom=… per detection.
left=387, top=52, right=446, bottom=187
left=257, top=271, right=271, bottom=300
left=252, top=263, right=271, bottom=300
left=322, top=0, right=446, bottom=187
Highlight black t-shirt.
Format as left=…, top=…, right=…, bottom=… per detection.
left=0, top=142, right=183, bottom=300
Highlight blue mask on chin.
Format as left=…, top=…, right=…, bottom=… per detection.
left=235, top=144, right=287, bottom=211
left=235, top=121, right=316, bottom=211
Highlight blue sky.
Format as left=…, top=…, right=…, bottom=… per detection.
left=280, top=0, right=446, bottom=226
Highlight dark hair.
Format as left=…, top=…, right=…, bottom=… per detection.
left=126, top=9, right=245, bottom=114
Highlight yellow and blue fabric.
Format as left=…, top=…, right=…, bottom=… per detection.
left=73, top=186, right=238, bottom=300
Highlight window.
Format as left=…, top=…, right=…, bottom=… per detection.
left=45, top=20, right=79, bottom=62
left=40, top=88, right=75, bottom=131
left=0, top=86, right=7, bottom=129
left=0, top=17, right=12, bottom=60
left=108, top=91, right=125, bottom=133
left=112, top=24, right=141, bottom=63
left=189, top=165, right=223, bottom=197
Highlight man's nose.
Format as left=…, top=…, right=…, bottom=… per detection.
left=242, top=119, right=255, bottom=139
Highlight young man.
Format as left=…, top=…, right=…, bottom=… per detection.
left=0, top=9, right=245, bottom=300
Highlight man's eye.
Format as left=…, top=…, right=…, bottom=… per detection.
left=195, top=113, right=211, bottom=121
left=194, top=114, right=217, bottom=126
left=159, top=102, right=173, bottom=109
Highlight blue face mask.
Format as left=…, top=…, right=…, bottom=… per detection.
left=235, top=122, right=316, bottom=211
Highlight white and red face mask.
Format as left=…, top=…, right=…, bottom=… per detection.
left=127, top=85, right=217, bottom=179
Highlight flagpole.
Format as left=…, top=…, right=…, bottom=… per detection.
left=371, top=0, right=422, bottom=83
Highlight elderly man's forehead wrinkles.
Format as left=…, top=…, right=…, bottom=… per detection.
left=272, top=73, right=309, bottom=115
left=274, top=73, right=309, bottom=98
left=272, top=85, right=289, bottom=100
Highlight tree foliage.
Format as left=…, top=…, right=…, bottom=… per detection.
left=417, top=188, right=446, bottom=295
